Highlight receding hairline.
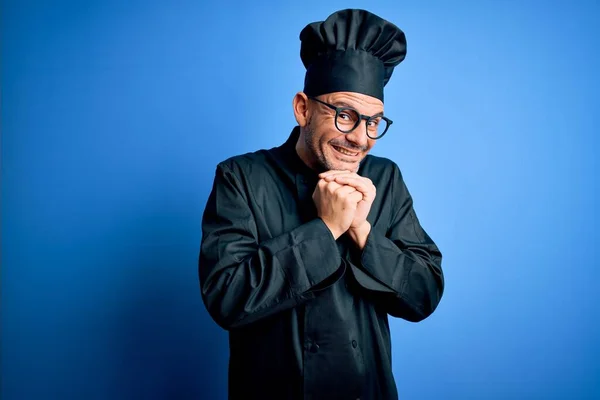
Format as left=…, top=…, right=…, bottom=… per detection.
left=324, top=93, right=385, bottom=116
left=324, top=99, right=384, bottom=116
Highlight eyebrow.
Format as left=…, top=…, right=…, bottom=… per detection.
left=332, top=101, right=385, bottom=117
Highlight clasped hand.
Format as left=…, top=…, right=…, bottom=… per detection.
left=312, top=170, right=376, bottom=245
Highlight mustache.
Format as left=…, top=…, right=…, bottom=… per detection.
left=329, top=140, right=368, bottom=152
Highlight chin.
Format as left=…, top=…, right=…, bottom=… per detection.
left=326, top=159, right=360, bottom=172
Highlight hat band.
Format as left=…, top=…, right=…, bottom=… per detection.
left=303, top=49, right=385, bottom=101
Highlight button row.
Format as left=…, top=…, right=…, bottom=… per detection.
left=306, top=340, right=359, bottom=353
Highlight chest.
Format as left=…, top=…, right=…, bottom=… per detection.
left=246, top=171, right=393, bottom=243
left=245, top=173, right=316, bottom=242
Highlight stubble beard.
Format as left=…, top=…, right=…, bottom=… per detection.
left=303, top=119, right=334, bottom=173
left=303, top=118, right=364, bottom=173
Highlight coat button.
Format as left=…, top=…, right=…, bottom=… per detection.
left=352, top=340, right=358, bottom=348
left=310, top=343, right=320, bottom=353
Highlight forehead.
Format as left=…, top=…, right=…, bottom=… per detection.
left=324, top=91, right=384, bottom=114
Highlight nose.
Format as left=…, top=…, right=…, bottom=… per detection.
left=344, top=121, right=370, bottom=148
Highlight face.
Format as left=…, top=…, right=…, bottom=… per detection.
left=295, top=91, right=383, bottom=173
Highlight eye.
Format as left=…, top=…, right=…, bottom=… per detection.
left=368, top=118, right=381, bottom=128
left=337, top=108, right=359, bottom=123
left=339, top=112, right=352, bottom=120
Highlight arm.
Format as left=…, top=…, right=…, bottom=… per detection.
left=348, top=166, right=444, bottom=322
left=198, top=162, right=342, bottom=330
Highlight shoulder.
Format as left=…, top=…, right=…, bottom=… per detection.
left=212, top=147, right=286, bottom=191
left=215, top=149, right=271, bottom=176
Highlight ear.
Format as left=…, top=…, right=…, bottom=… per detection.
left=292, top=92, right=310, bottom=127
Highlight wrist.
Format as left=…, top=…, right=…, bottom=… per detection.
left=348, top=221, right=371, bottom=249
left=321, top=218, right=344, bottom=240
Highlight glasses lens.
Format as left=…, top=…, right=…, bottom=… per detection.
left=367, top=117, right=390, bottom=139
left=335, top=108, right=361, bottom=133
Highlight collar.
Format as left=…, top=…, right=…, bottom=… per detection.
left=274, top=126, right=320, bottom=181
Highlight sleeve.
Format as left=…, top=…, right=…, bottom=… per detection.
left=350, top=165, right=444, bottom=322
left=198, top=162, right=343, bottom=330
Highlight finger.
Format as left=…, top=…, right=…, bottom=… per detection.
left=330, top=173, right=369, bottom=182
left=332, top=176, right=374, bottom=198
left=324, top=180, right=343, bottom=195
left=334, top=184, right=358, bottom=197
left=319, top=170, right=353, bottom=179
left=332, top=175, right=365, bottom=186
left=323, top=172, right=357, bottom=182
left=348, top=191, right=364, bottom=203
left=319, top=169, right=350, bottom=176
left=333, top=175, right=373, bottom=188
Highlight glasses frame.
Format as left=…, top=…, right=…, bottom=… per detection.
left=308, top=96, right=393, bottom=140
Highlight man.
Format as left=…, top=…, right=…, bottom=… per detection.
left=198, top=9, right=444, bottom=400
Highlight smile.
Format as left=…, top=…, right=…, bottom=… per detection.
left=332, top=145, right=360, bottom=157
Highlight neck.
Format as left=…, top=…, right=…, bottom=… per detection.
left=295, top=130, right=320, bottom=172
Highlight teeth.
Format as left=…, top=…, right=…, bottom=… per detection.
left=334, top=146, right=358, bottom=156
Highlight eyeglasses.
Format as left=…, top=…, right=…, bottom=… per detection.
left=308, top=96, right=393, bottom=140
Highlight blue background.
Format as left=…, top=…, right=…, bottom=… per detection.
left=2, top=0, right=599, bottom=399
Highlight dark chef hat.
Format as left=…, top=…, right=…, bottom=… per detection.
left=300, top=9, right=407, bottom=102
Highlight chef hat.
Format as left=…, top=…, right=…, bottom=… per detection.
left=300, top=9, right=407, bottom=102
